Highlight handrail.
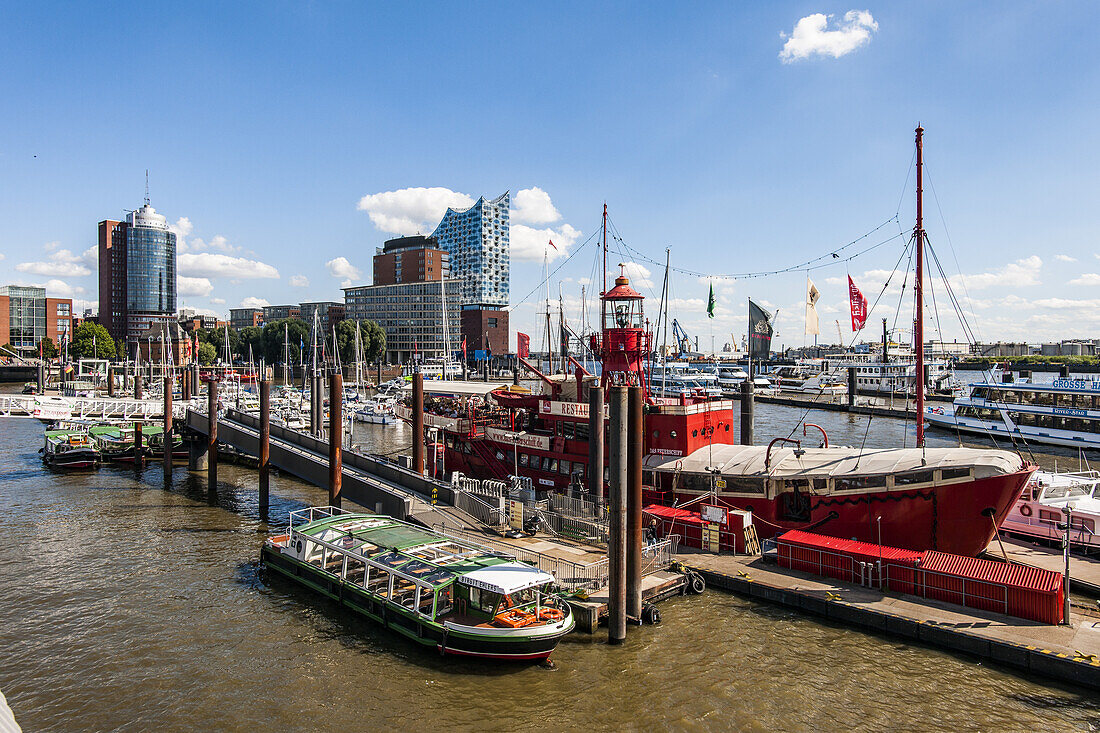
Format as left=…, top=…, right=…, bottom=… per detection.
left=765, top=437, right=802, bottom=471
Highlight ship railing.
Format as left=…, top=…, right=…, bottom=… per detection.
left=532, top=507, right=610, bottom=546
left=287, top=505, right=354, bottom=534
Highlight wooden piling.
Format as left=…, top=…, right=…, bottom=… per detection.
left=588, top=385, right=604, bottom=501
left=259, top=379, right=270, bottom=514
left=627, top=385, right=644, bottom=621
left=848, top=367, right=857, bottom=407
left=134, top=372, right=143, bottom=401
left=608, top=385, right=628, bottom=645
left=329, top=371, right=343, bottom=507
left=413, top=373, right=425, bottom=475
left=740, top=379, right=755, bottom=446
left=134, top=422, right=144, bottom=466
left=36, top=363, right=45, bottom=394
left=163, top=375, right=173, bottom=473
left=108, top=366, right=116, bottom=397
left=207, top=378, right=218, bottom=489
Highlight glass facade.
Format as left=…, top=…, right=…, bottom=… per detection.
left=1, top=286, right=45, bottom=351
left=126, top=226, right=176, bottom=317
left=344, top=280, right=462, bottom=361
left=431, top=192, right=509, bottom=307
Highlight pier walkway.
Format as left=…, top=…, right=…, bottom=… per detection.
left=0, top=393, right=166, bottom=421
left=680, top=549, right=1100, bottom=691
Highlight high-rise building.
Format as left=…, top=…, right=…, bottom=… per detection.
left=98, top=202, right=177, bottom=352
left=0, top=285, right=73, bottom=353
left=373, top=235, right=449, bottom=285
left=344, top=280, right=461, bottom=364
left=431, top=192, right=510, bottom=354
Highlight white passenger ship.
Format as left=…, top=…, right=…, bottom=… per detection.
left=926, top=377, right=1100, bottom=451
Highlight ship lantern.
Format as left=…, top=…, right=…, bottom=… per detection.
left=600, top=264, right=648, bottom=389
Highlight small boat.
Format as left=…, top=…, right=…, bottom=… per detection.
left=147, top=428, right=187, bottom=460
left=42, top=430, right=101, bottom=469
left=999, top=470, right=1099, bottom=550
left=21, top=381, right=37, bottom=395
left=261, top=507, right=575, bottom=660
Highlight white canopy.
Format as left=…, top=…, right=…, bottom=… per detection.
left=644, top=444, right=1025, bottom=480
left=459, top=562, right=555, bottom=595
left=400, top=380, right=510, bottom=397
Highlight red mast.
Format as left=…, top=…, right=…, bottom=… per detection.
left=601, top=203, right=608, bottom=326
left=915, top=125, right=925, bottom=447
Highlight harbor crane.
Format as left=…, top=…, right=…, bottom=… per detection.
left=671, top=319, right=695, bottom=358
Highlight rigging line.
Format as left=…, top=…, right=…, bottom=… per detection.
left=508, top=227, right=601, bottom=310
left=925, top=164, right=984, bottom=344
left=926, top=240, right=981, bottom=346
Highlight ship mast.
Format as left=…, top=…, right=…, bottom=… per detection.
left=601, top=203, right=608, bottom=331
left=915, top=125, right=926, bottom=448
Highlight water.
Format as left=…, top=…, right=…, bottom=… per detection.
left=1, top=399, right=1099, bottom=731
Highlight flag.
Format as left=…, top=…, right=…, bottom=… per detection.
left=707, top=283, right=716, bottom=319
left=848, top=275, right=868, bottom=331
left=517, top=332, right=530, bottom=359
left=461, top=335, right=467, bottom=361
left=748, top=299, right=774, bottom=360
left=805, top=277, right=820, bottom=335
left=548, top=239, right=557, bottom=251
left=484, top=334, right=492, bottom=360
left=299, top=336, right=305, bottom=351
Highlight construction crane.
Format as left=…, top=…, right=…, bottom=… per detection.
left=671, top=319, right=695, bottom=358
left=835, top=320, right=844, bottom=346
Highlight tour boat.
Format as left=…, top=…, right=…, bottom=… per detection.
left=925, top=376, right=1100, bottom=451
left=42, top=430, right=100, bottom=469
left=261, top=507, right=575, bottom=660
left=999, top=470, right=1100, bottom=549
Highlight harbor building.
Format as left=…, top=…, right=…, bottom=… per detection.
left=0, top=285, right=73, bottom=354
left=299, top=301, right=345, bottom=331
left=344, top=280, right=461, bottom=364
left=431, top=192, right=510, bottom=356
left=229, top=307, right=264, bottom=329
left=97, top=201, right=177, bottom=354
left=374, top=235, right=449, bottom=284
left=262, top=304, right=302, bottom=322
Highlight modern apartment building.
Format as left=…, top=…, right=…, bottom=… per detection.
left=344, top=280, right=461, bottom=364
left=373, top=235, right=449, bottom=285
left=0, top=285, right=73, bottom=354
left=262, top=304, right=302, bottom=322
left=229, top=307, right=264, bottom=329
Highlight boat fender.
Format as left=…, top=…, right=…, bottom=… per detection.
left=1020, top=504, right=1032, bottom=517
left=689, top=572, right=706, bottom=595
left=642, top=603, right=661, bottom=625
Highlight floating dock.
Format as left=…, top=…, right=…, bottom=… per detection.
left=680, top=549, right=1100, bottom=691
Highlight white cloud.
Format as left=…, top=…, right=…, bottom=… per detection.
left=341, top=278, right=353, bottom=289
left=326, top=256, right=361, bottom=280
left=43, top=279, right=83, bottom=298
left=1069, top=273, right=1100, bottom=286
left=239, top=296, right=270, bottom=308
left=356, top=187, right=475, bottom=235
left=178, top=276, right=214, bottom=297
left=289, top=275, right=310, bottom=287
left=1055, top=254, right=1077, bottom=263
left=178, top=252, right=279, bottom=279
left=620, top=262, right=654, bottom=289
left=169, top=217, right=193, bottom=250
left=80, top=246, right=97, bottom=265
left=511, top=223, right=581, bottom=262
left=188, top=235, right=236, bottom=253
left=210, top=297, right=226, bottom=305
left=0, top=253, right=4, bottom=261
left=949, top=256, right=1042, bottom=290
left=15, top=248, right=93, bottom=277
left=824, top=276, right=845, bottom=285
left=511, top=187, right=561, bottom=225
left=779, top=10, right=878, bottom=63
left=44, top=240, right=61, bottom=252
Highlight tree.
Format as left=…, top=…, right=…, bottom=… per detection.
left=361, top=320, right=386, bottom=363
left=70, top=322, right=116, bottom=360
left=237, top=326, right=263, bottom=361
left=334, top=319, right=387, bottom=365
left=196, top=326, right=240, bottom=362
left=197, top=342, right=217, bottom=366
left=37, top=337, right=58, bottom=359
left=260, top=318, right=310, bottom=364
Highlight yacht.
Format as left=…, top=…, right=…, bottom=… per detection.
left=1000, top=470, right=1099, bottom=549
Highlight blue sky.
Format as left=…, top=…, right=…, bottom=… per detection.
left=1, top=2, right=1098, bottom=350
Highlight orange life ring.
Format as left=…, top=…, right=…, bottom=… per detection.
left=539, top=608, right=565, bottom=622
left=1020, top=504, right=1033, bottom=516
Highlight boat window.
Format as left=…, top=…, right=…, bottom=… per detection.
left=559, top=460, right=571, bottom=475
left=1038, top=509, right=1060, bottom=524
left=391, top=579, right=419, bottom=610
left=1055, top=393, right=1077, bottom=408
left=467, top=586, right=501, bottom=615
left=972, top=387, right=989, bottom=400
left=1072, top=516, right=1095, bottom=533
left=550, top=459, right=559, bottom=473
left=1032, top=391, right=1054, bottom=406
left=834, top=475, right=887, bottom=491
left=895, top=470, right=934, bottom=486
left=940, top=467, right=971, bottom=481
left=366, top=568, right=392, bottom=597
left=519, top=453, right=529, bottom=467
left=995, top=389, right=1012, bottom=402
left=302, top=540, right=325, bottom=568
left=542, top=457, right=552, bottom=472
left=433, top=584, right=453, bottom=618
left=345, top=556, right=366, bottom=585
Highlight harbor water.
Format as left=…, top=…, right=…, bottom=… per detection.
left=1, top=391, right=1098, bottom=731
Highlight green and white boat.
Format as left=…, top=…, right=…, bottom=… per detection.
left=42, top=429, right=100, bottom=469
left=262, top=507, right=575, bottom=661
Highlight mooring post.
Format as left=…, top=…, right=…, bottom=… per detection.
left=627, top=385, right=644, bottom=622
left=376, top=359, right=382, bottom=389
left=588, top=385, right=605, bottom=502
left=259, top=379, right=270, bottom=515
left=134, top=372, right=143, bottom=401
left=513, top=364, right=520, bottom=387
left=183, top=368, right=192, bottom=402
left=740, top=379, right=755, bottom=446
left=848, top=366, right=857, bottom=407
left=413, top=372, right=425, bottom=475
left=207, top=378, right=218, bottom=490
left=107, top=365, right=116, bottom=397
left=163, top=375, right=173, bottom=473
left=36, top=362, right=45, bottom=394
left=329, top=370, right=343, bottom=507
left=608, top=385, right=628, bottom=645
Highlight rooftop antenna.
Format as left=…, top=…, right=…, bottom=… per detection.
left=144, top=169, right=150, bottom=206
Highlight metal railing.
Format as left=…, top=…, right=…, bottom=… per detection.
left=641, top=535, right=679, bottom=576
left=532, top=507, right=609, bottom=546
left=549, top=493, right=605, bottom=521
left=885, top=563, right=1010, bottom=615
left=453, top=490, right=507, bottom=528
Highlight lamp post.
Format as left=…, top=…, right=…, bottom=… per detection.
left=512, top=434, right=520, bottom=477
left=1060, top=506, right=1073, bottom=625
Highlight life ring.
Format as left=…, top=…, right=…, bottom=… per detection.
left=539, top=608, right=565, bottom=622
left=1020, top=504, right=1033, bottom=517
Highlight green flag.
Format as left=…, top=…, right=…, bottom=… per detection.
left=707, top=283, right=716, bottom=319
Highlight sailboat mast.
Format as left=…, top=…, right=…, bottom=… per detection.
left=659, top=248, right=670, bottom=395
left=544, top=248, right=552, bottom=374
left=601, top=203, right=608, bottom=335
left=915, top=125, right=926, bottom=448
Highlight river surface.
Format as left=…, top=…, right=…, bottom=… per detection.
left=2, top=388, right=1100, bottom=731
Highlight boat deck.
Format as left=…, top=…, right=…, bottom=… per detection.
left=984, top=536, right=1100, bottom=595
left=678, top=549, right=1100, bottom=691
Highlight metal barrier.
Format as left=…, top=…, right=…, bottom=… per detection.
left=886, top=563, right=1010, bottom=615
left=641, top=535, right=678, bottom=576
left=532, top=507, right=609, bottom=546
left=549, top=493, right=605, bottom=521
left=453, top=490, right=506, bottom=528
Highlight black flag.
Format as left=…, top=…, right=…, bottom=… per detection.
left=748, top=299, right=774, bottom=360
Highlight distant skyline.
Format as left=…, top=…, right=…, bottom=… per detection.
left=1, top=3, right=1098, bottom=350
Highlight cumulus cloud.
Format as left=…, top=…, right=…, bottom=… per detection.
left=356, top=187, right=475, bottom=235
left=169, top=217, right=194, bottom=250
left=620, top=262, right=655, bottom=289
left=511, top=223, right=581, bottom=262
left=1055, top=254, right=1077, bottom=263
left=178, top=252, right=279, bottom=279
left=326, top=256, right=361, bottom=280
left=779, top=10, right=878, bottom=63
left=43, top=279, right=83, bottom=298
left=1068, top=273, right=1100, bottom=286
left=289, top=275, right=310, bottom=287
left=210, top=297, right=226, bottom=305
left=188, top=235, right=237, bottom=253
left=178, top=276, right=214, bottom=297
left=239, top=296, right=270, bottom=308
left=949, top=256, right=1042, bottom=290
left=15, top=248, right=93, bottom=277
left=511, top=187, right=561, bottom=225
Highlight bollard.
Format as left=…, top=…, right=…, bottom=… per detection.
left=847, top=366, right=857, bottom=407
left=626, top=385, right=644, bottom=622
left=740, top=379, right=755, bottom=446
left=413, top=373, right=425, bottom=475
left=37, top=363, right=45, bottom=394
left=182, top=368, right=191, bottom=402
left=513, top=365, right=519, bottom=387
left=329, top=371, right=343, bottom=507
left=134, top=422, right=144, bottom=467
left=134, top=372, right=143, bottom=401
left=588, top=385, right=604, bottom=501
left=259, top=380, right=270, bottom=514
left=207, top=378, right=218, bottom=490
left=163, top=375, right=173, bottom=473
left=607, top=385, right=628, bottom=645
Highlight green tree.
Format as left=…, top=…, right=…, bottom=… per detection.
left=260, top=318, right=310, bottom=364
left=237, top=326, right=264, bottom=361
left=196, top=326, right=240, bottom=363
left=197, top=342, right=217, bottom=366
left=70, top=322, right=116, bottom=360
left=37, top=337, right=58, bottom=359
left=334, top=319, right=387, bottom=364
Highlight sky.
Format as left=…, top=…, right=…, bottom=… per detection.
left=1, top=2, right=1098, bottom=352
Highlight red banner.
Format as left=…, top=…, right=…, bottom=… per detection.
left=517, top=332, right=530, bottom=359
left=848, top=276, right=868, bottom=331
